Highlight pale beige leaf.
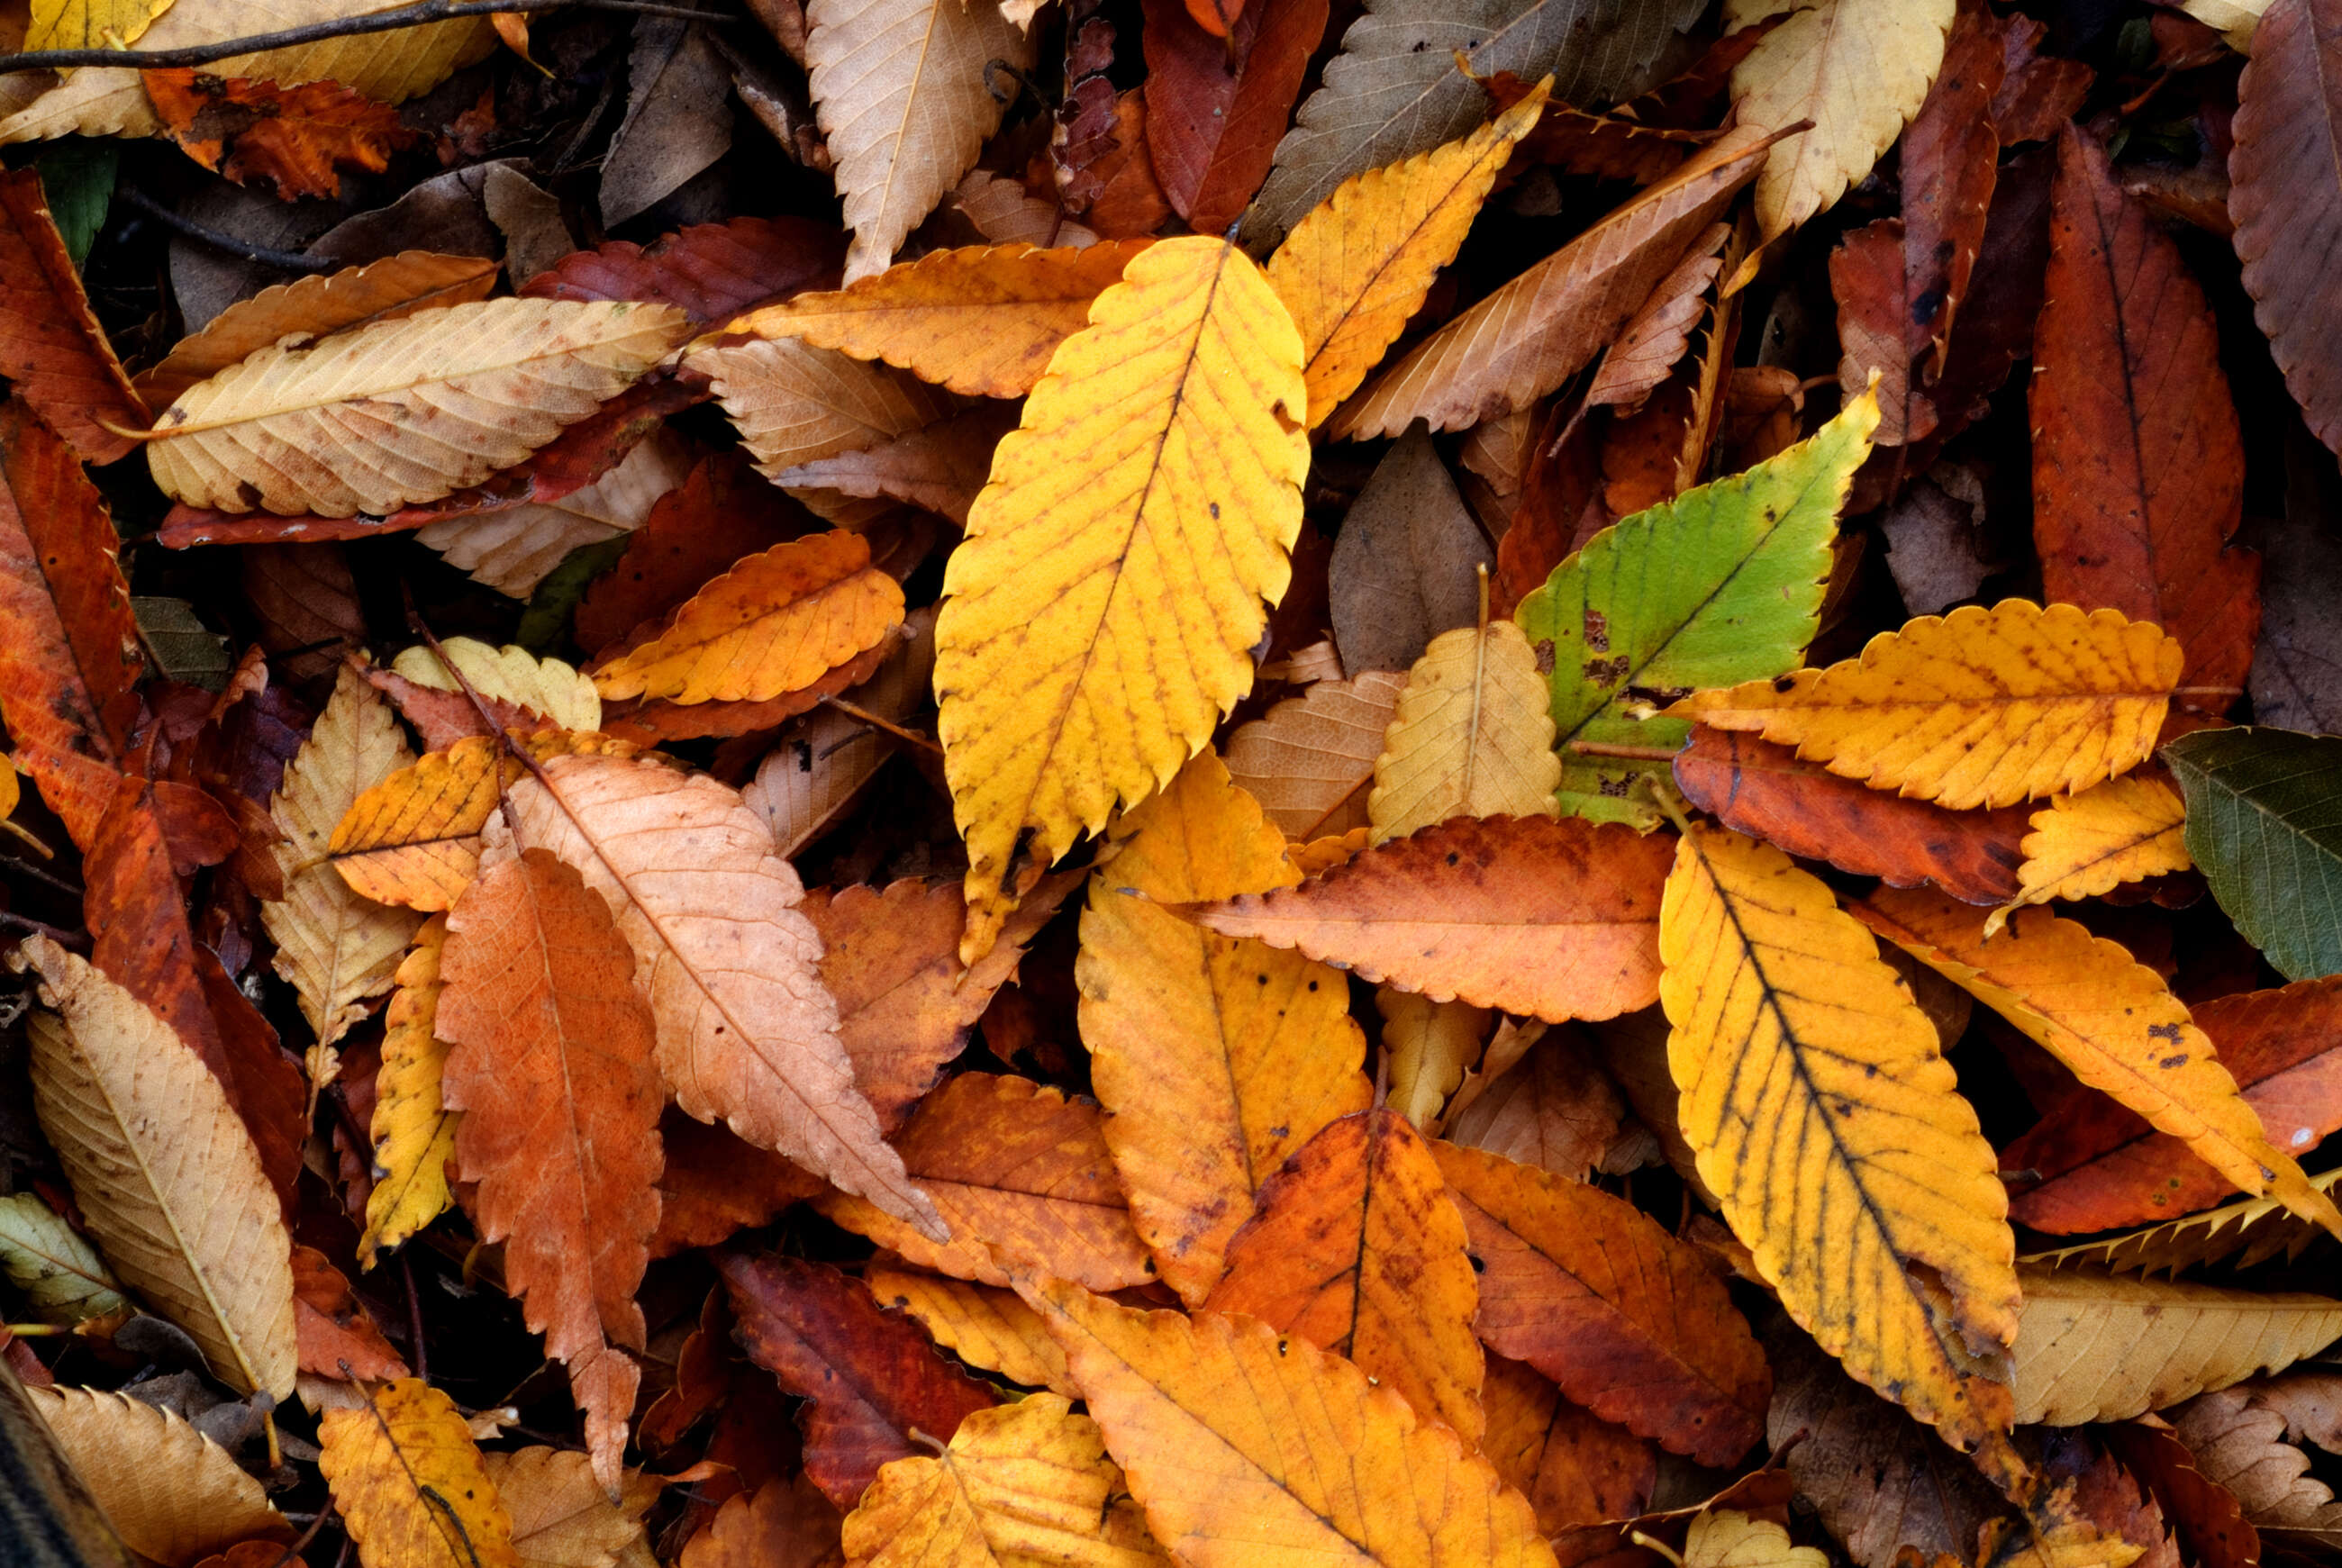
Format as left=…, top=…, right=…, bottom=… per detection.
left=0, top=0, right=495, bottom=143
left=1370, top=620, right=1559, bottom=842
left=867, top=1266, right=1080, bottom=1397
left=2171, top=1386, right=2342, bottom=1540
left=1379, top=990, right=1490, bottom=1128
left=482, top=1446, right=661, bottom=1568
left=949, top=171, right=1101, bottom=249
left=690, top=337, right=962, bottom=475
left=2012, top=1264, right=2342, bottom=1425
left=391, top=639, right=603, bottom=735
left=807, top=0, right=1038, bottom=280
left=1222, top=669, right=1406, bottom=840
left=0, top=1191, right=126, bottom=1323
left=12, top=937, right=296, bottom=1398
left=743, top=606, right=938, bottom=857
left=146, top=298, right=690, bottom=516
left=1684, top=1510, right=1829, bottom=1568
left=265, top=664, right=422, bottom=1050
left=771, top=402, right=1016, bottom=525
left=29, top=1385, right=291, bottom=1567
left=1730, top=0, right=1956, bottom=244
left=418, top=429, right=695, bottom=597
left=484, top=752, right=943, bottom=1237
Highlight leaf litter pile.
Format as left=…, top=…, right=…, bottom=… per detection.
left=11, top=0, right=2342, bottom=1563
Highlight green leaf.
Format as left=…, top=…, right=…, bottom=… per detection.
left=1512, top=389, right=1877, bottom=827
left=33, top=142, right=116, bottom=268
left=0, top=1192, right=127, bottom=1325
left=2165, top=726, right=2342, bottom=981
left=518, top=533, right=632, bottom=655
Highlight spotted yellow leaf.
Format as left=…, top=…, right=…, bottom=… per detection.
left=1993, top=775, right=2192, bottom=933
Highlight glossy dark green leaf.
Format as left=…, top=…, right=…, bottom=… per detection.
left=2165, top=725, right=2342, bottom=981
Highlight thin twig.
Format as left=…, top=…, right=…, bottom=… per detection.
left=0, top=0, right=734, bottom=75
left=0, top=909, right=85, bottom=947
left=401, top=1251, right=428, bottom=1385
left=116, top=189, right=337, bottom=273
left=0, top=853, right=81, bottom=900
left=821, top=694, right=943, bottom=756
left=1564, top=740, right=1682, bottom=762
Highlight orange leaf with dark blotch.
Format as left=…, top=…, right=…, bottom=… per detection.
left=2232, top=0, right=2342, bottom=462
left=2002, top=974, right=2342, bottom=1234
left=1142, top=0, right=1326, bottom=235
left=1185, top=815, right=1672, bottom=1024
left=803, top=874, right=1082, bottom=1133
left=1183, top=0, right=1243, bottom=37
left=1430, top=1140, right=1768, bottom=1468
left=1901, top=0, right=2004, bottom=369
left=86, top=773, right=307, bottom=1213
left=1671, top=728, right=2028, bottom=906
left=1202, top=1109, right=1484, bottom=1443
left=145, top=70, right=416, bottom=201
left=1480, top=1355, right=1657, bottom=1535
left=291, top=1245, right=409, bottom=1382
left=818, top=1073, right=1153, bottom=1292
left=0, top=401, right=139, bottom=848
left=439, top=847, right=666, bottom=1492
left=651, top=1109, right=826, bottom=1259
left=2032, top=124, right=2260, bottom=700
left=574, top=449, right=815, bottom=657
left=1832, top=220, right=1938, bottom=447
left=521, top=216, right=847, bottom=325
left=0, top=171, right=148, bottom=464
left=718, top=1250, right=998, bottom=1509
left=600, top=634, right=896, bottom=744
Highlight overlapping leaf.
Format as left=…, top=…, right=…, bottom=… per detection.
left=319, top=1378, right=520, bottom=1568
left=2165, top=727, right=2342, bottom=982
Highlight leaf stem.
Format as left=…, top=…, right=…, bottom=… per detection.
left=822, top=695, right=943, bottom=757
left=1564, top=740, right=1681, bottom=761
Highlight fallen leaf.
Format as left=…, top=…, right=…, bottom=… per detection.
left=1379, top=991, right=1491, bottom=1128
left=867, top=1266, right=1080, bottom=1397
left=1433, top=1138, right=1769, bottom=1465
left=935, top=237, right=1307, bottom=960
left=2011, top=1266, right=2342, bottom=1425
left=691, top=336, right=962, bottom=482
left=486, top=752, right=941, bottom=1236
left=1187, top=814, right=1671, bottom=1022
left=1852, top=890, right=2342, bottom=1244
left=390, top=639, right=603, bottom=735
left=719, top=1250, right=999, bottom=1509
left=2169, top=1383, right=2342, bottom=1544
left=27, top=0, right=173, bottom=50
left=0, top=166, right=149, bottom=462
left=2000, top=775, right=2192, bottom=925
left=1671, top=600, right=2183, bottom=810
left=2032, top=125, right=2259, bottom=699
left=1515, top=392, right=1875, bottom=827
left=840, top=1392, right=1168, bottom=1567
left=1143, top=0, right=1325, bottom=234
left=13, top=937, right=296, bottom=1399
left=481, top=1446, right=660, bottom=1568
left=143, top=299, right=690, bottom=517
left=1658, top=825, right=2019, bottom=1455
left=2163, top=727, right=2342, bottom=983
left=1221, top=669, right=1406, bottom=839
left=357, top=916, right=454, bottom=1268
left=1899, top=0, right=2004, bottom=368
left=1019, top=1273, right=1561, bottom=1568
left=145, top=70, right=414, bottom=202
left=521, top=215, right=846, bottom=324
left=1203, top=1109, right=1485, bottom=1442
left=292, top=1245, right=407, bottom=1382
left=742, top=606, right=937, bottom=857
left=769, top=401, right=1016, bottom=524
left=1480, top=1355, right=1657, bottom=1533
left=440, top=848, right=666, bottom=1491
left=30, top=1384, right=292, bottom=1567
left=319, top=1377, right=521, bottom=1568
left=1370, top=619, right=1557, bottom=837
left=682, top=1476, right=845, bottom=1568
left=1329, top=430, right=1495, bottom=677
left=2022, top=1169, right=2342, bottom=1279
left=1076, top=748, right=1371, bottom=1304
left=1443, top=1028, right=1630, bottom=1177
left=0, top=1191, right=126, bottom=1324
left=1684, top=1510, right=1829, bottom=1568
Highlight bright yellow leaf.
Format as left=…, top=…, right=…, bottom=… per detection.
left=391, top=638, right=602, bottom=734
left=593, top=530, right=905, bottom=705
left=1378, top=990, right=1490, bottom=1129
left=1658, top=824, right=2020, bottom=1454
left=1075, top=749, right=1370, bottom=1304
left=937, top=236, right=1309, bottom=962
left=1266, top=82, right=1548, bottom=428
left=725, top=240, right=1153, bottom=398
left=1669, top=600, right=2182, bottom=810
left=1369, top=617, right=1559, bottom=843
left=319, top=1378, right=521, bottom=1568
left=358, top=916, right=455, bottom=1270
left=1993, top=775, right=2192, bottom=932
left=867, top=1266, right=1079, bottom=1398
left=26, top=0, right=173, bottom=50
left=1683, top=1510, right=1829, bottom=1568
left=841, top=1393, right=1167, bottom=1568
left=1852, top=888, right=2342, bottom=1245
left=1017, top=1274, right=1558, bottom=1568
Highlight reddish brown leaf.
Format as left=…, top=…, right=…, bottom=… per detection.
left=1516, top=103, right=1711, bottom=186
left=0, top=174, right=148, bottom=465
left=1141, top=0, right=1327, bottom=235
left=1671, top=728, right=2028, bottom=905
left=574, top=450, right=816, bottom=657
left=145, top=71, right=416, bottom=202
left=718, top=1250, right=998, bottom=1509
left=439, top=847, right=666, bottom=1488
left=1431, top=1140, right=1769, bottom=1468
left=363, top=667, right=557, bottom=754
left=1080, top=91, right=1175, bottom=238
left=1901, top=0, right=2004, bottom=368
left=2032, top=124, right=2260, bottom=702
left=651, top=1109, right=827, bottom=1259
left=291, top=1246, right=409, bottom=1382
left=243, top=544, right=365, bottom=684
left=520, top=216, right=847, bottom=325
left=0, top=402, right=140, bottom=847
left=1496, top=401, right=1602, bottom=620
left=2004, top=975, right=2342, bottom=1233
left=2103, top=1419, right=2260, bottom=1568
left=1831, top=219, right=1938, bottom=448
left=2231, top=0, right=2342, bottom=461
left=1584, top=225, right=1727, bottom=416
left=1054, top=1, right=1123, bottom=213
left=1989, top=11, right=2092, bottom=145
left=1481, top=1355, right=1657, bottom=1535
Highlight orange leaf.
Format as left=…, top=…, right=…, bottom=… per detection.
left=650, top=1110, right=827, bottom=1259
left=292, top=1245, right=408, bottom=1383
left=718, top=1250, right=998, bottom=1509
left=440, top=847, right=666, bottom=1492
left=1431, top=1140, right=1769, bottom=1468
left=1203, top=1108, right=1485, bottom=1443
left=0, top=168, right=149, bottom=464
left=575, top=452, right=812, bottom=655
left=1183, top=0, right=1243, bottom=36
left=145, top=70, right=418, bottom=202
left=1185, top=815, right=1673, bottom=1023
left=1480, top=1355, right=1657, bottom=1535
left=817, top=1072, right=1154, bottom=1291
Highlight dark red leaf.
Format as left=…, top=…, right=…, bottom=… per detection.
left=1142, top=0, right=1327, bottom=234
left=518, top=216, right=846, bottom=326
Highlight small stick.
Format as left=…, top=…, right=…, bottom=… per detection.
left=401, top=1252, right=428, bottom=1386
left=1565, top=740, right=1682, bottom=762
left=0, top=854, right=78, bottom=899
left=0, top=909, right=85, bottom=947
left=822, top=695, right=943, bottom=756
left=115, top=189, right=337, bottom=273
